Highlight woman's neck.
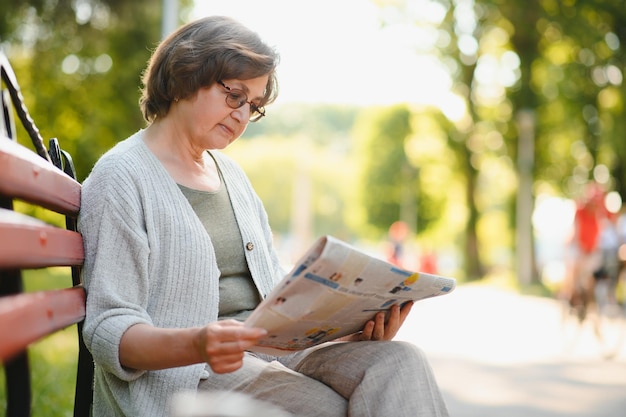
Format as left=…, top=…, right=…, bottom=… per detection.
left=143, top=120, right=221, bottom=192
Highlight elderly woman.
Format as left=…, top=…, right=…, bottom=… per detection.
left=79, top=15, right=449, bottom=417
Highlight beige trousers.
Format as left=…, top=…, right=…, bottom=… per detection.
left=198, top=340, right=449, bottom=417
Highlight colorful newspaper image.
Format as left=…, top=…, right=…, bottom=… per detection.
left=244, top=235, right=456, bottom=355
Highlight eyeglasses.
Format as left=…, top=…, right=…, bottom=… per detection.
left=217, top=80, right=266, bottom=122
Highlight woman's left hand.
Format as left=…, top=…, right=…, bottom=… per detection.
left=344, top=301, right=414, bottom=342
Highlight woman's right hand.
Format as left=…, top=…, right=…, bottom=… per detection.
left=194, top=320, right=267, bottom=374
left=119, top=321, right=267, bottom=373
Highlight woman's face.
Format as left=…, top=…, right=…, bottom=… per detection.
left=176, top=75, right=269, bottom=150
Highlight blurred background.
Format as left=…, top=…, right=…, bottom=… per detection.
left=2, top=0, right=626, bottom=415
left=3, top=0, right=626, bottom=286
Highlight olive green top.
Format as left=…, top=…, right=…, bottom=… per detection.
left=178, top=164, right=261, bottom=321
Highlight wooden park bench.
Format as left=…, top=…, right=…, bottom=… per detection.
left=0, top=51, right=93, bottom=416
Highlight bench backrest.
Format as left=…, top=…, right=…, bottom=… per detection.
left=0, top=51, right=93, bottom=417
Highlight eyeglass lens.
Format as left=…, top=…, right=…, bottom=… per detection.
left=219, top=81, right=265, bottom=121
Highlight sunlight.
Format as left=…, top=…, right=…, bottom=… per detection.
left=532, top=195, right=577, bottom=286
left=532, top=195, right=575, bottom=240
left=191, top=0, right=457, bottom=112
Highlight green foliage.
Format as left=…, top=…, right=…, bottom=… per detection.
left=495, top=0, right=626, bottom=199
left=230, top=103, right=363, bottom=244
left=0, top=268, right=77, bottom=417
left=354, top=105, right=416, bottom=234
left=3, top=0, right=626, bottom=285
left=246, top=103, right=360, bottom=146
left=225, top=132, right=359, bottom=242
left=0, top=1, right=198, bottom=181
left=0, top=328, right=79, bottom=417
left=351, top=105, right=453, bottom=241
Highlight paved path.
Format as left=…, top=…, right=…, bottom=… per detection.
left=396, top=285, right=626, bottom=417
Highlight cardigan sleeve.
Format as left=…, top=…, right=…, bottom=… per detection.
left=80, top=133, right=222, bottom=417
left=79, top=155, right=153, bottom=381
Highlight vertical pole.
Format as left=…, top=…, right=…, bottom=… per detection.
left=162, top=0, right=179, bottom=39
left=291, top=154, right=313, bottom=261
left=400, top=163, right=417, bottom=236
left=516, top=109, right=535, bottom=285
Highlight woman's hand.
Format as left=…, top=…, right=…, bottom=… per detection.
left=119, top=320, right=266, bottom=374
left=194, top=320, right=267, bottom=374
left=343, top=301, right=414, bottom=342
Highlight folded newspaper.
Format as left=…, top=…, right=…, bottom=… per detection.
left=244, top=235, right=456, bottom=355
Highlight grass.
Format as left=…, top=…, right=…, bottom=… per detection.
left=0, top=268, right=80, bottom=417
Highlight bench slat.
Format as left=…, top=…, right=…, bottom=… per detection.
left=0, top=137, right=80, bottom=215
left=0, top=287, right=86, bottom=362
left=0, top=208, right=84, bottom=268
left=2, top=51, right=94, bottom=417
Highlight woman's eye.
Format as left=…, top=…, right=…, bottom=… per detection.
left=229, top=92, right=245, bottom=104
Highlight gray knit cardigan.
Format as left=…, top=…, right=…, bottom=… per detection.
left=79, top=131, right=284, bottom=417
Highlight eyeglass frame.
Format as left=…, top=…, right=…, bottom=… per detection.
left=217, top=80, right=266, bottom=122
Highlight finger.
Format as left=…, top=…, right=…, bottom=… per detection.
left=372, top=311, right=386, bottom=340
left=386, top=304, right=401, bottom=325
left=208, top=352, right=246, bottom=374
left=398, top=301, right=413, bottom=323
left=238, top=326, right=268, bottom=341
left=360, top=320, right=375, bottom=340
left=219, top=320, right=268, bottom=336
left=218, top=319, right=246, bottom=327
left=212, top=362, right=244, bottom=374
left=203, top=326, right=267, bottom=360
left=209, top=324, right=267, bottom=344
left=206, top=337, right=263, bottom=357
left=382, top=305, right=401, bottom=337
left=215, top=319, right=268, bottom=335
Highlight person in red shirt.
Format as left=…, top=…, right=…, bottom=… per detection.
left=566, top=184, right=608, bottom=320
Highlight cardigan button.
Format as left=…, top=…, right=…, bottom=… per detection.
left=245, top=242, right=254, bottom=251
